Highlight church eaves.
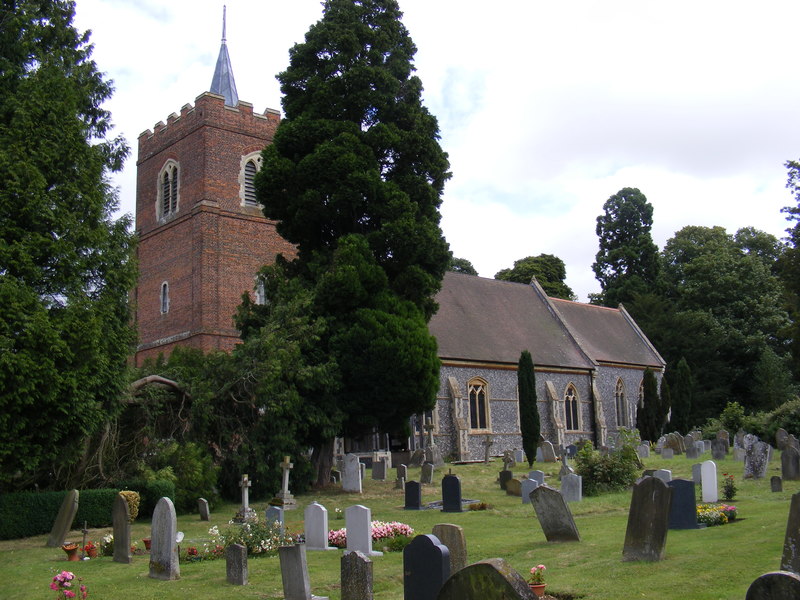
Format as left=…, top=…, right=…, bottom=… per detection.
left=209, top=6, right=239, bottom=107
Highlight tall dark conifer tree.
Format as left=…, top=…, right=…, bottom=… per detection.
left=517, top=350, right=540, bottom=466
left=670, top=357, right=693, bottom=433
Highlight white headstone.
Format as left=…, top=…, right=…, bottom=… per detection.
left=345, top=505, right=382, bottom=556
left=304, top=502, right=336, bottom=551
left=521, top=478, right=539, bottom=504
left=701, top=460, right=718, bottom=503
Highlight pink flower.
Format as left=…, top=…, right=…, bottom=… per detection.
left=64, top=591, right=76, bottom=599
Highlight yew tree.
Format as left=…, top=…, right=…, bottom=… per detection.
left=517, top=350, right=540, bottom=466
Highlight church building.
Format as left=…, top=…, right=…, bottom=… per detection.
left=133, top=18, right=665, bottom=456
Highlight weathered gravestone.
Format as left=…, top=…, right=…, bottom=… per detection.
left=529, top=485, right=581, bottom=542
left=226, top=543, right=247, bottom=586
left=372, top=459, right=387, bottom=481
left=541, top=441, right=557, bottom=462
left=409, top=448, right=425, bottom=468
left=46, top=489, right=79, bottom=547
left=622, top=477, right=672, bottom=561
left=772, top=476, right=783, bottom=492
left=561, top=473, right=582, bottom=503
left=514, top=449, right=525, bottom=463
left=498, top=470, right=513, bottom=490
left=436, top=558, right=537, bottom=600
left=781, top=492, right=800, bottom=572
left=403, top=534, right=450, bottom=600
left=685, top=445, right=700, bottom=460
left=566, top=444, right=578, bottom=458
left=266, top=505, right=285, bottom=536
left=528, top=470, right=545, bottom=485
left=701, top=460, right=718, bottom=503
left=405, top=481, right=422, bottom=510
left=734, top=447, right=746, bottom=461
left=279, top=543, right=328, bottom=600
left=691, top=463, right=703, bottom=485
left=441, top=474, right=463, bottom=512
left=654, top=469, right=672, bottom=483
left=360, top=462, right=367, bottom=483
left=536, top=447, right=544, bottom=462
left=746, top=571, right=800, bottom=600
left=346, top=505, right=382, bottom=556
left=745, top=440, right=771, bottom=479
left=426, top=445, right=446, bottom=468
left=789, top=434, right=800, bottom=452
left=305, top=502, right=336, bottom=551
left=667, top=479, right=702, bottom=530
left=711, top=439, right=728, bottom=460
left=396, top=464, right=408, bottom=483
left=341, top=551, right=372, bottom=600
left=342, top=454, right=363, bottom=493
left=421, top=462, right=435, bottom=485
left=198, top=498, right=210, bottom=521
left=432, top=523, right=467, bottom=573
left=661, top=448, right=674, bottom=460
left=506, top=478, right=522, bottom=497
left=777, top=428, right=790, bottom=451
left=637, top=444, right=650, bottom=459
left=113, top=493, right=132, bottom=564
left=521, top=479, right=539, bottom=505
left=782, top=446, right=800, bottom=481
left=149, top=497, right=180, bottom=580
left=482, top=435, right=493, bottom=465
left=717, top=429, right=730, bottom=443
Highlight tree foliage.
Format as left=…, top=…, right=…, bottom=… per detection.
left=592, top=187, right=659, bottom=307
left=517, top=350, right=540, bottom=467
left=495, top=254, right=575, bottom=300
left=448, top=256, right=478, bottom=276
left=0, top=1, right=136, bottom=490
left=670, top=357, right=693, bottom=434
left=635, top=368, right=661, bottom=441
left=779, top=159, right=800, bottom=377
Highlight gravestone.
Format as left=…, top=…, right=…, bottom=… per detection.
left=266, top=505, right=285, bottom=536
left=561, top=473, right=582, bottom=503
left=703, top=440, right=711, bottom=453
left=421, top=462, right=435, bottom=485
left=667, top=479, right=702, bottom=529
left=661, top=448, right=674, bottom=460
left=685, top=445, right=700, bottom=460
left=566, top=444, right=578, bottom=458
left=342, top=453, right=363, bottom=493
left=622, top=477, right=672, bottom=562
left=305, top=502, right=336, bottom=551
left=403, top=534, right=450, bottom=600
left=498, top=470, right=513, bottom=490
left=279, top=543, right=328, bottom=600
left=233, top=474, right=257, bottom=522
left=436, top=558, right=537, bottom=600
left=341, top=550, right=372, bottom=600
left=481, top=435, right=493, bottom=465
left=711, top=439, right=728, bottom=460
left=529, top=485, right=581, bottom=542
left=149, top=497, right=180, bottom=580
left=781, top=492, right=800, bottom=572
left=736, top=429, right=747, bottom=448
left=112, top=493, right=132, bottom=564
left=777, top=428, right=790, bottom=451
left=559, top=453, right=575, bottom=479
left=330, top=469, right=341, bottom=484
left=46, top=489, right=79, bottom=547
left=506, top=478, right=522, bottom=497
left=521, top=479, right=539, bottom=504
left=637, top=444, right=650, bottom=459
left=441, top=474, right=463, bottom=512
left=654, top=469, right=672, bottom=483
left=782, top=446, right=800, bottom=481
left=396, top=476, right=405, bottom=490
left=734, top=447, right=746, bottom=461
left=272, top=455, right=297, bottom=509
left=514, top=449, right=525, bottom=463
left=198, top=498, right=210, bottom=521
left=528, top=470, right=545, bottom=485
left=426, top=445, right=445, bottom=468
left=360, top=462, right=366, bottom=482
left=371, top=458, right=387, bottom=481
left=536, top=447, right=544, bottom=462
left=790, top=434, right=800, bottom=452
left=432, top=523, right=467, bottom=573
left=405, top=481, right=422, bottom=510
left=396, top=464, right=408, bottom=482
left=746, top=571, right=800, bottom=600
left=346, top=505, right=382, bottom=556
left=502, top=450, right=515, bottom=471
left=409, top=448, right=425, bottom=468
left=717, top=429, right=730, bottom=443
left=541, top=441, right=557, bottom=462
left=745, top=440, right=771, bottom=479
left=701, top=460, right=718, bottom=503
left=226, top=543, right=247, bottom=585
left=772, top=476, right=783, bottom=492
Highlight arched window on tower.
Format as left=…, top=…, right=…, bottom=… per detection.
left=615, top=378, right=627, bottom=427
left=157, top=160, right=179, bottom=219
left=160, top=281, right=170, bottom=314
left=564, top=383, right=580, bottom=431
left=240, top=152, right=263, bottom=206
left=468, top=378, right=490, bottom=431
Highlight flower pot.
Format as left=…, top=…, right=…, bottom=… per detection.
left=529, top=583, right=547, bottom=597
left=62, top=543, right=79, bottom=561
left=86, top=547, right=98, bottom=559
left=143, top=538, right=151, bottom=551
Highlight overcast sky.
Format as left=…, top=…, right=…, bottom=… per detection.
left=72, top=0, right=800, bottom=301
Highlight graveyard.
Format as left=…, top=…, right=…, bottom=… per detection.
left=7, top=451, right=798, bottom=600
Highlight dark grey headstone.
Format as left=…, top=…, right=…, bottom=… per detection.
left=782, top=447, right=800, bottom=481
left=341, top=550, right=372, bottom=600
left=711, top=439, right=728, bottom=460
left=149, top=497, right=180, bottom=580
left=498, top=470, right=513, bottom=490
left=691, top=463, right=702, bottom=485
left=432, top=523, right=467, bottom=574
left=781, top=492, right=800, bottom=572
left=405, top=480, right=422, bottom=510
left=622, top=476, right=672, bottom=561
left=746, top=571, right=800, bottom=600
left=198, top=497, right=210, bottom=521
left=529, top=485, right=581, bottom=542
left=441, top=474, right=463, bottom=513
left=396, top=464, right=408, bottom=482
left=113, top=493, right=132, bottom=564
left=436, top=558, right=536, bottom=600
left=279, top=543, right=328, bottom=600
left=685, top=445, right=700, bottom=460
left=403, top=534, right=450, bottom=600
left=668, top=479, right=701, bottom=530
left=777, top=428, right=790, bottom=451
left=46, top=489, right=79, bottom=547
left=371, top=459, right=387, bottom=481
left=566, top=444, right=578, bottom=458
left=226, top=543, right=248, bottom=585
left=772, top=476, right=783, bottom=492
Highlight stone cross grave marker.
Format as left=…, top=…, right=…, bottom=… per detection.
left=341, top=550, right=372, bottom=600
left=46, top=489, right=79, bottom=547
left=437, top=558, right=537, bottom=600
left=432, top=523, right=467, bottom=574
left=346, top=505, right=382, bottom=556
left=112, top=493, right=132, bottom=564
left=405, top=480, right=422, bottom=510
left=441, top=474, right=463, bottom=513
left=782, top=446, right=800, bottom=481
left=521, top=478, right=539, bottom=504
left=561, top=473, right=582, bottom=503
left=781, top=492, right=800, bottom=572
left=272, top=455, right=297, bottom=509
left=198, top=497, right=210, bottom=521
left=667, top=479, right=702, bottom=530
left=279, top=543, right=328, bottom=600
left=305, top=502, right=336, bottom=551
left=226, top=543, right=248, bottom=585
left=403, top=534, right=450, bottom=600
left=342, top=453, right=362, bottom=493
left=701, top=460, right=718, bottom=503
left=529, top=485, right=581, bottom=542
left=149, top=497, right=180, bottom=580
left=482, top=435, right=493, bottom=464
left=622, top=476, right=672, bottom=562
left=234, top=474, right=256, bottom=522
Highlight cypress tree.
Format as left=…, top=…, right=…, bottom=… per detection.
left=518, top=350, right=540, bottom=466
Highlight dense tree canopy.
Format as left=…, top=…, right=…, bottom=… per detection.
left=495, top=254, right=576, bottom=300
left=449, top=256, right=478, bottom=276
left=0, top=1, right=136, bottom=489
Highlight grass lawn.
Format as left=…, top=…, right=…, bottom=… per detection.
left=5, top=453, right=793, bottom=599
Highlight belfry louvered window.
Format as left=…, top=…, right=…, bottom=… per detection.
left=158, top=161, right=179, bottom=218
left=244, top=159, right=258, bottom=205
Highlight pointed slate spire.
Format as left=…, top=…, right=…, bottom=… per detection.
left=210, top=5, right=239, bottom=106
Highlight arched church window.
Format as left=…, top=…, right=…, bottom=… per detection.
left=239, top=152, right=263, bottom=206
left=468, top=378, right=490, bottom=430
left=157, top=160, right=179, bottom=219
left=615, top=378, right=627, bottom=427
left=565, top=383, right=580, bottom=431
left=160, top=281, right=170, bottom=314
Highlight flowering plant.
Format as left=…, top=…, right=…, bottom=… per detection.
left=529, top=564, right=546, bottom=584
left=722, top=472, right=737, bottom=501
left=99, top=534, right=113, bottom=556
left=50, top=571, right=87, bottom=599
left=205, top=518, right=295, bottom=558
left=697, top=503, right=738, bottom=526
left=327, top=521, right=414, bottom=549
left=83, top=541, right=96, bottom=553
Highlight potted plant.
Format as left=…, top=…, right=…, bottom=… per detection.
left=528, top=564, right=547, bottom=597
left=61, top=543, right=79, bottom=561
left=83, top=541, right=98, bottom=559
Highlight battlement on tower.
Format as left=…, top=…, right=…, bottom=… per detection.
left=137, top=92, right=281, bottom=162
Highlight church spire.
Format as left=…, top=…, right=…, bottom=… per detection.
left=210, top=5, right=239, bottom=106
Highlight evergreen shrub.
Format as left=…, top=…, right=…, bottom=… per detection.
left=574, top=429, right=640, bottom=496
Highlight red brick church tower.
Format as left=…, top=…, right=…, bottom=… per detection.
left=133, top=12, right=293, bottom=366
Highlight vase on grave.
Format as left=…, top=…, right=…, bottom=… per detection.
left=142, top=537, right=151, bottom=551
left=529, top=583, right=547, bottom=597
left=62, top=543, right=79, bottom=561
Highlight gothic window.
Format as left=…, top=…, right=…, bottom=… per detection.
left=160, top=281, right=169, bottom=314
left=468, top=378, right=490, bottom=430
left=239, top=152, right=263, bottom=206
left=564, top=383, right=580, bottom=431
left=158, top=160, right=179, bottom=219
left=615, top=378, right=627, bottom=427
left=254, top=279, right=266, bottom=305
